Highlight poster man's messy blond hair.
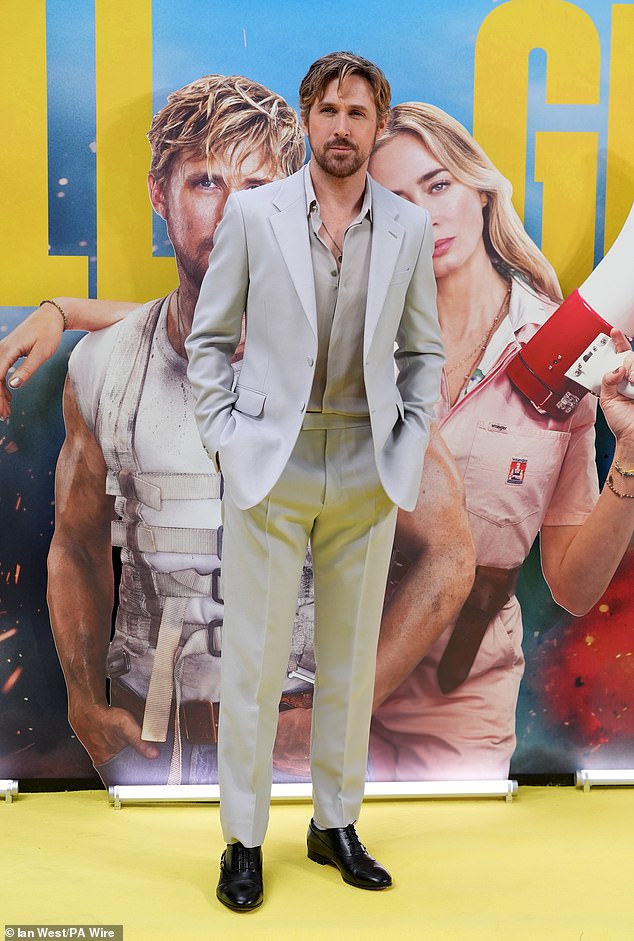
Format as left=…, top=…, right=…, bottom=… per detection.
left=148, top=74, right=305, bottom=184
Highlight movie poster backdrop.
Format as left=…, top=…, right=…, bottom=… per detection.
left=1, top=0, right=633, bottom=782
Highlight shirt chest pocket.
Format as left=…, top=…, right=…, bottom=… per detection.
left=463, top=421, right=570, bottom=528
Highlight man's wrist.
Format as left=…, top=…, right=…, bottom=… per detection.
left=68, top=696, right=108, bottom=719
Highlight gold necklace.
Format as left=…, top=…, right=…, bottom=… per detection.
left=448, top=282, right=512, bottom=404
left=173, top=287, right=186, bottom=355
left=446, top=282, right=512, bottom=381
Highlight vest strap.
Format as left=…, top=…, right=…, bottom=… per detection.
left=107, top=470, right=221, bottom=508
left=112, top=520, right=220, bottom=556
left=141, top=596, right=190, bottom=743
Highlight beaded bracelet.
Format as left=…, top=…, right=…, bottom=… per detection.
left=614, top=459, right=634, bottom=478
left=40, top=299, right=68, bottom=331
left=606, top=473, right=634, bottom=499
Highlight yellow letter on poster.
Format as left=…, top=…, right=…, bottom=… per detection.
left=474, top=0, right=600, bottom=222
left=95, top=0, right=176, bottom=300
left=535, top=132, right=598, bottom=296
left=605, top=4, right=634, bottom=252
left=0, top=4, right=88, bottom=304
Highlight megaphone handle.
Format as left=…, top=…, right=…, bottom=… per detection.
left=565, top=336, right=634, bottom=398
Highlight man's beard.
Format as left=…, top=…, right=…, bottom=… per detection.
left=176, top=246, right=213, bottom=295
left=311, top=139, right=370, bottom=179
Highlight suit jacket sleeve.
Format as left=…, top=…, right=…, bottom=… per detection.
left=185, top=194, right=248, bottom=466
left=396, top=216, right=444, bottom=442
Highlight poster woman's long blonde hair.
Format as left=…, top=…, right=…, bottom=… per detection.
left=374, top=102, right=562, bottom=303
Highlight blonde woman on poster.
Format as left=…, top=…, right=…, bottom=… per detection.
left=368, top=103, right=634, bottom=780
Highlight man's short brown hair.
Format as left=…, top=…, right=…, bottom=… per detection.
left=148, top=74, right=305, bottom=185
left=298, top=52, right=391, bottom=124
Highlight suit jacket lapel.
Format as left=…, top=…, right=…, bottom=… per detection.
left=269, top=170, right=318, bottom=338
left=365, top=180, right=405, bottom=350
left=268, top=172, right=404, bottom=345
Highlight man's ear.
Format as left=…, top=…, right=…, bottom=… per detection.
left=375, top=114, right=388, bottom=142
left=300, top=107, right=310, bottom=139
left=148, top=173, right=167, bottom=219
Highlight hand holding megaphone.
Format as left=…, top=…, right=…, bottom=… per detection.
left=507, top=203, right=634, bottom=416
left=562, top=326, right=634, bottom=399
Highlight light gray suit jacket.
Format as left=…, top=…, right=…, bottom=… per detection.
left=186, top=167, right=444, bottom=511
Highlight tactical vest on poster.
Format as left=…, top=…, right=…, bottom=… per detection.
left=96, top=297, right=315, bottom=780
left=96, top=298, right=223, bottom=766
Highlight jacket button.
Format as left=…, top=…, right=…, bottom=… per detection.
left=307, top=356, right=314, bottom=366
left=299, top=402, right=305, bottom=411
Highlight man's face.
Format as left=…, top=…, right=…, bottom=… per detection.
left=303, top=74, right=386, bottom=179
left=149, top=146, right=280, bottom=290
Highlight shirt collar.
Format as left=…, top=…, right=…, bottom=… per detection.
left=303, top=162, right=373, bottom=225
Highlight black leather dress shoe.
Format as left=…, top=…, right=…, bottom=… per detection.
left=306, top=819, right=392, bottom=889
left=216, top=842, right=263, bottom=911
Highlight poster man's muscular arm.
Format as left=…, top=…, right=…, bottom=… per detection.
left=47, top=377, right=159, bottom=766
left=373, top=424, right=475, bottom=710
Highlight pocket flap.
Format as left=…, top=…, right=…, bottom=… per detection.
left=234, top=385, right=266, bottom=417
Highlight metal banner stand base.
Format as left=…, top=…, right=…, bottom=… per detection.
left=108, top=779, right=518, bottom=809
left=576, top=769, right=634, bottom=792
left=1, top=779, right=19, bottom=803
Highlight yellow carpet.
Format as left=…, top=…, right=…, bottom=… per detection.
left=3, top=786, right=633, bottom=940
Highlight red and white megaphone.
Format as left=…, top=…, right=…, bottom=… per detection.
left=507, top=203, right=634, bottom=417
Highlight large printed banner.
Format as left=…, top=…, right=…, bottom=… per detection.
left=1, top=0, right=633, bottom=783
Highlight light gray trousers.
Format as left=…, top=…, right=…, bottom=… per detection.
left=218, top=416, right=397, bottom=846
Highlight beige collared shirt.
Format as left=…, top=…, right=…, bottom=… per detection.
left=304, top=164, right=372, bottom=414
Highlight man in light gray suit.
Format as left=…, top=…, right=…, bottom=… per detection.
left=186, top=52, right=445, bottom=911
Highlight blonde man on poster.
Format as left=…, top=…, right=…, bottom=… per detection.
left=23, top=76, right=307, bottom=789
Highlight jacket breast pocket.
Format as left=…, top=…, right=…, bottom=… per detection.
left=463, top=421, right=570, bottom=528
left=233, top=385, right=266, bottom=417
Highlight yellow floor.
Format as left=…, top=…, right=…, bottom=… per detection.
left=2, top=786, right=633, bottom=941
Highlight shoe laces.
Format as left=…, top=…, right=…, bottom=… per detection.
left=341, top=823, right=367, bottom=855
left=227, top=842, right=261, bottom=872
